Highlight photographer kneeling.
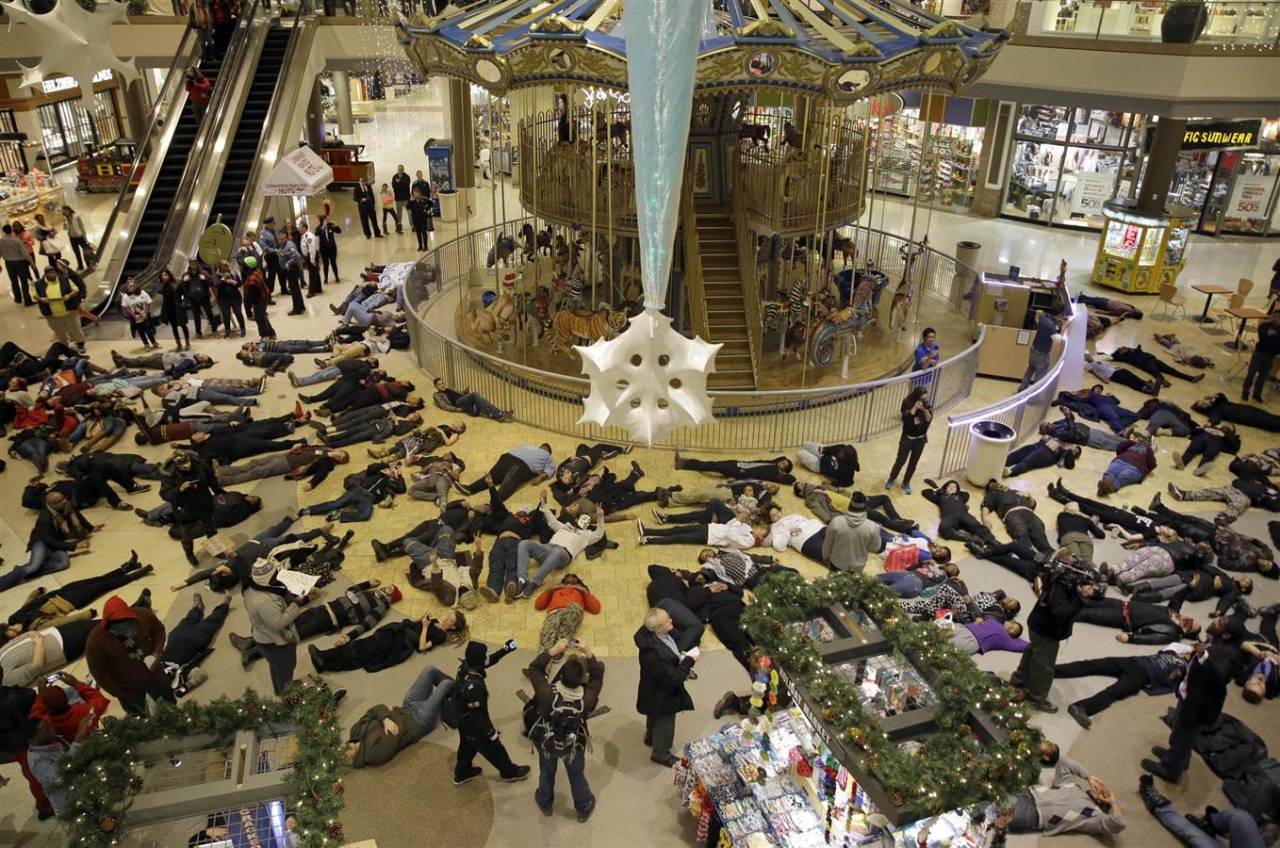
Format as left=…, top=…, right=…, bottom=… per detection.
left=1012, top=555, right=1099, bottom=713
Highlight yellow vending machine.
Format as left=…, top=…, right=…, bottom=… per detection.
left=1091, top=201, right=1194, bottom=294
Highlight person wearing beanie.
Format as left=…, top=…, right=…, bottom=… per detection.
left=453, top=638, right=529, bottom=786
left=528, top=639, right=605, bottom=821
left=242, top=559, right=313, bottom=696
left=29, top=672, right=109, bottom=742
left=231, top=581, right=401, bottom=668
left=821, top=492, right=885, bottom=573
left=84, top=596, right=171, bottom=716
left=342, top=665, right=456, bottom=768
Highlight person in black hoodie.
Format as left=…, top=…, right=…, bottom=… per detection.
left=1011, top=571, right=1095, bottom=713
left=307, top=611, right=466, bottom=673
left=1174, top=423, right=1241, bottom=476
left=160, top=450, right=224, bottom=565
left=635, top=607, right=697, bottom=767
left=451, top=639, right=530, bottom=785
left=920, top=479, right=998, bottom=547
left=0, top=681, right=49, bottom=818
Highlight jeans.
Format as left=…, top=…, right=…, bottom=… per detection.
left=1018, top=347, right=1051, bottom=391
left=1149, top=408, right=1192, bottom=437
left=402, top=665, right=454, bottom=735
left=456, top=391, right=502, bottom=419
left=0, top=542, right=71, bottom=591
left=486, top=537, right=520, bottom=593
left=536, top=750, right=592, bottom=814
left=656, top=598, right=705, bottom=651
left=342, top=300, right=380, bottom=327
left=303, top=487, right=376, bottom=522
left=197, top=388, right=257, bottom=407
left=13, top=436, right=54, bottom=472
left=1102, top=458, right=1144, bottom=490
left=516, top=541, right=572, bottom=588
left=256, top=641, right=297, bottom=696
left=877, top=571, right=924, bottom=597
left=296, top=366, right=339, bottom=386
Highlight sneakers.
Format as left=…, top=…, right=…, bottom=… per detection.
left=1138, top=774, right=1169, bottom=812
left=1172, top=452, right=1185, bottom=470
left=504, top=581, right=518, bottom=602
left=185, top=667, right=209, bottom=691
left=1033, top=699, right=1059, bottom=714
left=636, top=518, right=647, bottom=537
left=1141, top=758, right=1181, bottom=782
left=371, top=539, right=391, bottom=561
left=651, top=510, right=668, bottom=524
left=1193, top=459, right=1214, bottom=477
left=1167, top=483, right=1185, bottom=501
left=902, top=483, right=913, bottom=495
left=478, top=585, right=500, bottom=604
left=1067, top=703, right=1092, bottom=729
left=884, top=479, right=896, bottom=490
left=453, top=768, right=483, bottom=786
left=500, top=765, right=531, bottom=783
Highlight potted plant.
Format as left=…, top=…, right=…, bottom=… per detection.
left=1162, top=0, right=1208, bottom=43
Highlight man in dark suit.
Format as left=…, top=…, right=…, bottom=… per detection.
left=316, top=215, right=342, bottom=285
left=353, top=178, right=381, bottom=239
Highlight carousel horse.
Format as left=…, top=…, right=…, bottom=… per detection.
left=549, top=308, right=628, bottom=355
left=471, top=293, right=517, bottom=346
left=738, top=123, right=770, bottom=149
left=486, top=234, right=519, bottom=268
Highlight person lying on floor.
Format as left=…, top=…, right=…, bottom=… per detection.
left=216, top=444, right=349, bottom=490
left=877, top=559, right=959, bottom=598
left=1053, top=385, right=1140, bottom=434
left=1055, top=643, right=1192, bottom=729
left=638, top=500, right=761, bottom=550
left=1096, top=433, right=1157, bottom=496
left=795, top=442, right=859, bottom=487
left=1193, top=393, right=1280, bottom=433
left=186, top=414, right=311, bottom=466
left=132, top=408, right=249, bottom=445
left=803, top=486, right=915, bottom=534
left=1002, top=436, right=1081, bottom=478
left=1139, top=776, right=1262, bottom=848
left=1126, top=566, right=1252, bottom=618
left=342, top=664, right=456, bottom=767
left=297, top=366, right=388, bottom=408
left=0, top=490, right=97, bottom=592
left=533, top=574, right=601, bottom=651
left=298, top=462, right=406, bottom=523
left=947, top=617, right=1027, bottom=656
left=308, top=611, right=467, bottom=673
left=456, top=443, right=555, bottom=500
left=1230, top=448, right=1280, bottom=479
left=1139, top=496, right=1278, bottom=577
left=154, top=376, right=265, bottom=408
left=981, top=481, right=1054, bottom=556
left=313, top=410, right=422, bottom=449
left=159, top=592, right=231, bottom=699
left=137, top=491, right=262, bottom=534
left=553, top=464, right=668, bottom=522
left=171, top=514, right=337, bottom=592
left=1074, top=596, right=1200, bottom=644
left=673, top=451, right=796, bottom=484
left=314, top=378, right=416, bottom=418
left=431, top=377, right=511, bottom=422
left=5, top=554, right=151, bottom=632
left=367, top=421, right=463, bottom=462
left=669, top=479, right=779, bottom=511
left=235, top=345, right=294, bottom=376
left=994, top=747, right=1127, bottom=838
left=230, top=581, right=401, bottom=668
left=920, top=479, right=998, bottom=547
left=1109, top=344, right=1205, bottom=386
left=694, top=548, right=798, bottom=590
left=407, top=458, right=464, bottom=507
left=1076, top=293, right=1143, bottom=319
left=0, top=616, right=101, bottom=686
left=898, top=584, right=1020, bottom=624
left=1083, top=354, right=1160, bottom=396
left=288, top=356, right=379, bottom=390
left=1172, top=423, right=1240, bottom=476
left=1047, top=477, right=1162, bottom=542
left=516, top=497, right=605, bottom=599
left=109, top=349, right=213, bottom=376
left=1152, top=333, right=1214, bottom=369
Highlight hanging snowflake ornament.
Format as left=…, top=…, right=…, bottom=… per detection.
left=578, top=310, right=720, bottom=445
left=4, top=0, right=139, bottom=111
left=577, top=0, right=715, bottom=445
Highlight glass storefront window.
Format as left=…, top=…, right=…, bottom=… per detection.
left=1055, top=146, right=1122, bottom=228
left=1069, top=109, right=1127, bottom=146
left=35, top=90, right=120, bottom=167
left=1016, top=105, right=1069, bottom=141
left=1005, top=140, right=1063, bottom=221
left=1219, top=153, right=1278, bottom=236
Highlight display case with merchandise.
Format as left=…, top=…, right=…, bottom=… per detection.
left=1092, top=201, right=1195, bottom=293
left=0, top=170, right=65, bottom=228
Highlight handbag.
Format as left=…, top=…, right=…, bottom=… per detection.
left=39, top=237, right=60, bottom=256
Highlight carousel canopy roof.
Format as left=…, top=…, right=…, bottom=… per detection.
left=399, top=0, right=1007, bottom=100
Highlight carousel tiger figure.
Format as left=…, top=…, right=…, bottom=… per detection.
left=548, top=307, right=628, bottom=355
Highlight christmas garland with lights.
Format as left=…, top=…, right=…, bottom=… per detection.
left=742, top=570, right=1042, bottom=817
left=57, top=685, right=347, bottom=847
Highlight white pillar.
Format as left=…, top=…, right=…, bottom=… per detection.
left=331, top=70, right=354, bottom=135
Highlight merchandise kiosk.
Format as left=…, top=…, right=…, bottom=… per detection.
left=674, top=575, right=1039, bottom=848
left=1091, top=200, right=1194, bottom=294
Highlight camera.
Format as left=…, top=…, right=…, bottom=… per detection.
left=1042, top=555, right=1104, bottom=596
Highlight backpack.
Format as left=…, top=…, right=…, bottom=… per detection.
left=527, top=686, right=587, bottom=759
left=441, top=671, right=483, bottom=729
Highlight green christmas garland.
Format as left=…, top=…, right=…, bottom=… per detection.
left=57, top=684, right=347, bottom=847
left=742, top=571, right=1042, bottom=816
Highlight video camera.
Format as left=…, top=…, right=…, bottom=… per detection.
left=1041, top=554, right=1106, bottom=597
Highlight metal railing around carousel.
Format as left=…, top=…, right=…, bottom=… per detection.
left=936, top=287, right=1083, bottom=477
left=403, top=217, right=987, bottom=451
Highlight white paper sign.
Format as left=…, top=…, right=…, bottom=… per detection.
left=276, top=570, right=319, bottom=597
left=1070, top=172, right=1114, bottom=216
left=1226, top=173, right=1276, bottom=218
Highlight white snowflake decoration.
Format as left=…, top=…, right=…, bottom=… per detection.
left=4, top=0, right=139, bottom=111
left=577, top=310, right=721, bottom=445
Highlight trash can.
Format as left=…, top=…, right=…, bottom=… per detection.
left=438, top=189, right=459, bottom=223
left=966, top=420, right=1016, bottom=487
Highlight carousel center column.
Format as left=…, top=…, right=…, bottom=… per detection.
left=448, top=77, right=476, bottom=223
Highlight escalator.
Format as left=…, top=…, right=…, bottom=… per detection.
left=205, top=27, right=292, bottom=230
left=117, top=54, right=222, bottom=284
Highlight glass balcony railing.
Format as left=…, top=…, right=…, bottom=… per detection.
left=1018, top=0, right=1280, bottom=46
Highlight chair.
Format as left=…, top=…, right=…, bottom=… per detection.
left=1214, top=292, right=1245, bottom=336
left=1153, top=283, right=1187, bottom=319
left=1238, top=278, right=1254, bottom=300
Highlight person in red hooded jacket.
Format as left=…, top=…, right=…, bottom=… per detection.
left=83, top=596, right=171, bottom=716
left=29, top=672, right=108, bottom=742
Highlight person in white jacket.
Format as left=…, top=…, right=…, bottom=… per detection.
left=637, top=503, right=762, bottom=550
left=516, top=493, right=604, bottom=598
left=298, top=221, right=322, bottom=298
left=765, top=506, right=826, bottom=561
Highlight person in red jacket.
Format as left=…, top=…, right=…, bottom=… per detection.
left=83, top=597, right=171, bottom=716
left=185, top=69, right=212, bottom=122
left=30, top=672, right=109, bottom=742
left=533, top=574, right=600, bottom=651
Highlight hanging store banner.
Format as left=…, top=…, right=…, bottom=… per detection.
left=1226, top=172, right=1277, bottom=218
left=1180, top=120, right=1261, bottom=150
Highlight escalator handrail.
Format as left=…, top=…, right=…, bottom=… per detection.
left=87, top=17, right=200, bottom=314
left=224, top=14, right=314, bottom=250
left=132, top=0, right=266, bottom=294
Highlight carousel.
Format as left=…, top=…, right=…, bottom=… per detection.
left=399, top=0, right=1006, bottom=390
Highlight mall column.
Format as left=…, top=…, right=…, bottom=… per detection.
left=448, top=77, right=476, bottom=220
left=306, top=77, right=325, bottom=148
left=331, top=70, right=354, bottom=136
left=1137, top=117, right=1188, bottom=214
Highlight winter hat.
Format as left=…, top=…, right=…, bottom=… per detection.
left=244, top=256, right=259, bottom=269
left=464, top=640, right=488, bottom=668
left=250, top=557, right=278, bottom=586
left=848, top=492, right=868, bottom=512
left=38, top=686, right=70, bottom=716
left=388, top=585, right=403, bottom=604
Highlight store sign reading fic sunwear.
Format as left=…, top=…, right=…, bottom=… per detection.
left=1181, top=120, right=1261, bottom=150
left=1226, top=173, right=1277, bottom=217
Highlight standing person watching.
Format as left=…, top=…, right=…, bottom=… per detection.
left=408, top=188, right=433, bottom=251
left=1242, top=304, right=1280, bottom=403
left=181, top=258, right=218, bottom=338
left=353, top=178, right=382, bottom=239
left=243, top=558, right=311, bottom=696
left=277, top=231, right=305, bottom=315
left=527, top=640, right=604, bottom=821
left=449, top=639, right=530, bottom=785
left=213, top=262, right=246, bottom=338
left=391, top=164, right=411, bottom=232
left=258, top=218, right=281, bottom=296
left=158, top=269, right=190, bottom=351
left=913, top=327, right=940, bottom=371
left=61, top=206, right=92, bottom=271
left=84, top=596, right=172, bottom=716
left=298, top=221, right=322, bottom=298
left=1, top=223, right=34, bottom=306
left=34, top=265, right=87, bottom=351
left=1011, top=567, right=1093, bottom=713
left=1019, top=307, right=1063, bottom=391
left=315, top=214, right=342, bottom=285
left=884, top=386, right=931, bottom=494
left=635, top=607, right=697, bottom=767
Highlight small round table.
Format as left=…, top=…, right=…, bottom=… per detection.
left=1192, top=283, right=1232, bottom=324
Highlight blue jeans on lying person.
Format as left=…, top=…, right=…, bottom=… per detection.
left=877, top=571, right=925, bottom=597
left=295, top=366, right=339, bottom=386
left=301, top=487, right=377, bottom=522
left=402, top=665, right=455, bottom=735
left=0, top=541, right=71, bottom=591
left=1102, top=458, right=1144, bottom=491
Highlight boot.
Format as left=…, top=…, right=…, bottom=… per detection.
left=431, top=567, right=457, bottom=606
left=132, top=588, right=152, bottom=609
left=1138, top=774, right=1168, bottom=812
